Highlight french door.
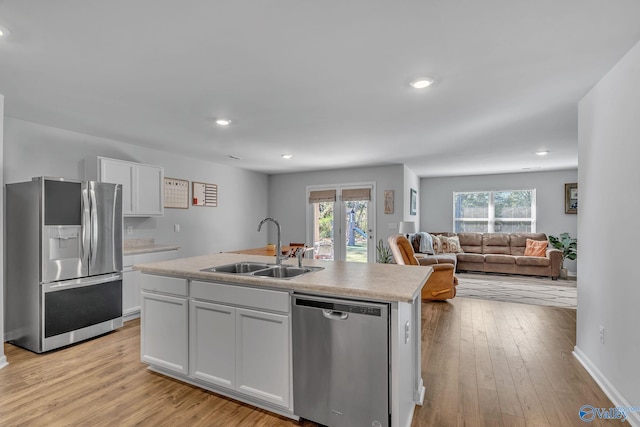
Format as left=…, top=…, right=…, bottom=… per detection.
left=306, top=184, right=375, bottom=263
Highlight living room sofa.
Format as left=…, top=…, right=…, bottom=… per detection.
left=411, top=232, right=562, bottom=279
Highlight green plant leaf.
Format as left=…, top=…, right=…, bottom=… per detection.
left=376, top=238, right=394, bottom=263
left=548, top=233, right=577, bottom=267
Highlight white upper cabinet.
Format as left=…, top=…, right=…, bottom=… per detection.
left=99, top=158, right=135, bottom=215
left=135, top=163, right=164, bottom=215
left=88, top=157, right=164, bottom=216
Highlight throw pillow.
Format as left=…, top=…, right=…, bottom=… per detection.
left=441, top=235, right=464, bottom=254
left=524, top=238, right=548, bottom=257
left=430, top=234, right=443, bottom=254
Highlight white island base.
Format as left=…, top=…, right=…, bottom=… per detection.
left=137, top=253, right=427, bottom=427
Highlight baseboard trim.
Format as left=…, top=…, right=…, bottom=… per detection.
left=573, top=346, right=639, bottom=427
left=123, top=311, right=141, bottom=323
left=0, top=355, right=7, bottom=370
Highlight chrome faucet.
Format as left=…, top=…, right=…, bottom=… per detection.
left=257, top=217, right=288, bottom=266
left=296, top=247, right=309, bottom=268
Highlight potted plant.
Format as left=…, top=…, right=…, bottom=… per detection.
left=376, top=239, right=394, bottom=263
left=548, top=232, right=577, bottom=278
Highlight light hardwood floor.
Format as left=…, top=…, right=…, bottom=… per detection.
left=415, top=298, right=613, bottom=427
left=0, top=298, right=612, bottom=426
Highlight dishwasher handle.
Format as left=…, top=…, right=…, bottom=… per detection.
left=322, top=309, right=349, bottom=320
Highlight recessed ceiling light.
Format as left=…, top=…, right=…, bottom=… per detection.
left=535, top=150, right=550, bottom=156
left=0, top=24, right=11, bottom=38
left=215, top=119, right=231, bottom=126
left=410, top=78, right=433, bottom=89
left=281, top=154, right=293, bottom=160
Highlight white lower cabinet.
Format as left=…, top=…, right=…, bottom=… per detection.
left=141, top=274, right=292, bottom=411
left=190, top=300, right=236, bottom=389
left=189, top=280, right=291, bottom=409
left=235, top=308, right=290, bottom=407
left=140, top=275, right=189, bottom=375
left=124, top=250, right=179, bottom=322
left=123, top=268, right=141, bottom=320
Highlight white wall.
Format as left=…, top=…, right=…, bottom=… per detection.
left=4, top=118, right=269, bottom=257
left=576, top=39, right=640, bottom=423
left=0, top=94, right=6, bottom=368
left=268, top=164, right=406, bottom=251
left=420, top=169, right=579, bottom=272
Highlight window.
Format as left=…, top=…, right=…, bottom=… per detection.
left=453, top=189, right=536, bottom=233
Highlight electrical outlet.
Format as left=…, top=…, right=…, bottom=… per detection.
left=599, top=325, right=605, bottom=344
left=174, top=224, right=180, bottom=233
left=126, top=226, right=133, bottom=235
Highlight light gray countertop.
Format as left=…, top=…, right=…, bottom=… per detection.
left=124, top=244, right=181, bottom=256
left=134, top=252, right=429, bottom=303
left=124, top=238, right=180, bottom=256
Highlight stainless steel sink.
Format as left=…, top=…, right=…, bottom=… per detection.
left=253, top=265, right=316, bottom=278
left=201, top=262, right=270, bottom=274
left=201, top=262, right=323, bottom=279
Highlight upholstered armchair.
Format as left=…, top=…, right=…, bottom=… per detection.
left=388, top=234, right=458, bottom=301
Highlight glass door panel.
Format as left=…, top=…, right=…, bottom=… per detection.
left=345, top=200, right=370, bottom=263
left=312, top=201, right=335, bottom=260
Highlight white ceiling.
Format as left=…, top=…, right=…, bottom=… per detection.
left=1, top=1, right=639, bottom=177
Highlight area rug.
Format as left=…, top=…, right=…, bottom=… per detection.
left=455, top=273, right=577, bottom=308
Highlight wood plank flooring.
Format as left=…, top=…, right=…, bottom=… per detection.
left=414, top=298, right=613, bottom=427
left=0, top=298, right=612, bottom=426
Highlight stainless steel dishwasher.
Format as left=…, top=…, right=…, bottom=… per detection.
left=292, top=294, right=390, bottom=427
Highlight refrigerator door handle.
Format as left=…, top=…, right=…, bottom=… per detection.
left=112, top=185, right=120, bottom=257
left=81, top=187, right=90, bottom=263
left=90, top=188, right=99, bottom=267
left=43, top=273, right=123, bottom=293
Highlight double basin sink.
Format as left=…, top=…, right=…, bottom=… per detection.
left=201, top=261, right=323, bottom=279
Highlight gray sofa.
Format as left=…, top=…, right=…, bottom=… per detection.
left=412, top=232, right=563, bottom=279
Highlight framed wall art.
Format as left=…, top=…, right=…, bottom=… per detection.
left=164, top=177, right=189, bottom=209
left=565, top=183, right=578, bottom=214
left=192, top=181, right=218, bottom=207
left=410, top=188, right=417, bottom=216
left=384, top=190, right=394, bottom=214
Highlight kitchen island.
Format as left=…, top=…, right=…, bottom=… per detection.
left=135, top=253, right=428, bottom=427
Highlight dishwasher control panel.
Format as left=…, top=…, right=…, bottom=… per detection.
left=294, top=298, right=382, bottom=316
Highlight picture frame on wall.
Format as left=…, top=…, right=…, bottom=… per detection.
left=410, top=188, right=417, bottom=215
left=164, top=177, right=189, bottom=209
left=565, top=183, right=578, bottom=214
left=384, top=190, right=394, bottom=214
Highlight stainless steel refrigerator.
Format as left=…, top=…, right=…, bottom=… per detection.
left=5, top=177, right=123, bottom=353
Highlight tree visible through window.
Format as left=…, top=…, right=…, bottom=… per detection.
left=453, top=189, right=536, bottom=233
